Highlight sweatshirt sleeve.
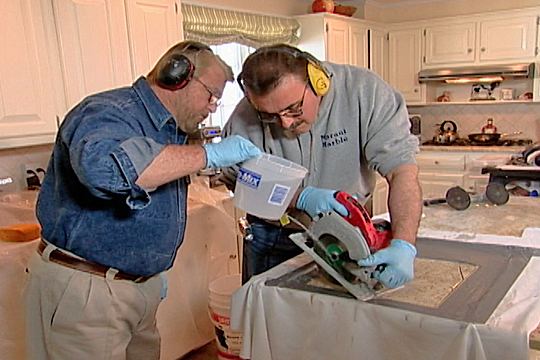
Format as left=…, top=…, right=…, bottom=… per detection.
left=361, top=75, right=419, bottom=176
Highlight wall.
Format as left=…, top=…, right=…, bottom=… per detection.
left=365, top=0, right=540, bottom=23
left=409, top=103, right=540, bottom=144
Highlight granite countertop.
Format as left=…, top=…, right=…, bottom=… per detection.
left=420, top=196, right=540, bottom=237
left=420, top=145, right=526, bottom=153
left=419, top=196, right=540, bottom=349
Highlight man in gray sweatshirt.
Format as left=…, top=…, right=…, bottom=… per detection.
left=221, top=44, right=422, bottom=289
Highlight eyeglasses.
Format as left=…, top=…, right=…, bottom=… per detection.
left=256, top=83, right=308, bottom=124
left=193, top=77, right=221, bottom=107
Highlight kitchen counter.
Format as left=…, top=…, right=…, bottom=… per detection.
left=419, top=196, right=540, bottom=238
left=420, top=145, right=526, bottom=153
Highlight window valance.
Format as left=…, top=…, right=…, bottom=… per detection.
left=181, top=3, right=300, bottom=48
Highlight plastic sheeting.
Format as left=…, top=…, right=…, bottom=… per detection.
left=0, top=179, right=241, bottom=360
left=0, top=190, right=40, bottom=360
left=231, top=249, right=540, bottom=360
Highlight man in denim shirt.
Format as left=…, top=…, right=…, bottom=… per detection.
left=25, top=41, right=260, bottom=360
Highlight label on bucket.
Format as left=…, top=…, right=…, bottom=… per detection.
left=267, top=184, right=291, bottom=206
left=237, top=167, right=261, bottom=189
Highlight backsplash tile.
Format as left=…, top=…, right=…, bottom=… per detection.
left=409, top=103, right=540, bottom=144
left=0, top=145, right=53, bottom=192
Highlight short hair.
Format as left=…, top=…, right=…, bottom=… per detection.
left=238, top=44, right=308, bottom=96
left=147, top=41, right=233, bottom=85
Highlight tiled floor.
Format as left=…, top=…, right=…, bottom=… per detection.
left=178, top=340, right=218, bottom=360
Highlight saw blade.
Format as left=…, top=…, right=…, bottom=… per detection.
left=289, top=232, right=376, bottom=300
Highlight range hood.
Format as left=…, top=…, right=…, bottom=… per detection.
left=418, top=63, right=536, bottom=83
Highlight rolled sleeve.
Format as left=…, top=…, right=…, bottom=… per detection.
left=112, top=138, right=165, bottom=209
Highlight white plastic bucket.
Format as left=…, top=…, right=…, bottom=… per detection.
left=234, top=154, right=308, bottom=220
left=208, top=274, right=243, bottom=360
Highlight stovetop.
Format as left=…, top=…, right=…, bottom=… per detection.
left=422, top=138, right=534, bottom=147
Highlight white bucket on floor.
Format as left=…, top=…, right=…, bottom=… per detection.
left=234, top=154, right=308, bottom=220
left=208, top=274, right=243, bottom=360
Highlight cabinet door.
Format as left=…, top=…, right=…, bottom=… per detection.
left=54, top=0, right=133, bottom=111
left=0, top=0, right=61, bottom=148
left=419, top=173, right=465, bottom=199
left=424, top=22, right=476, bottom=65
left=369, top=29, right=387, bottom=81
left=325, top=18, right=349, bottom=65
left=372, top=175, right=389, bottom=216
left=349, top=24, right=369, bottom=68
left=125, top=0, right=182, bottom=78
left=388, top=28, right=425, bottom=104
left=479, top=16, right=538, bottom=62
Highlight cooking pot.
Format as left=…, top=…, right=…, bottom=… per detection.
left=468, top=132, right=522, bottom=144
left=435, top=120, right=459, bottom=144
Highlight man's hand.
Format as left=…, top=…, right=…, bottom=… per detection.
left=203, top=135, right=261, bottom=168
left=296, top=186, right=348, bottom=218
left=358, top=239, right=416, bottom=288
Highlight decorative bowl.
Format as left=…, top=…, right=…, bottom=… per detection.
left=333, top=5, right=357, bottom=17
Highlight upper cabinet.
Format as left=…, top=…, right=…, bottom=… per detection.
left=424, top=13, right=539, bottom=67
left=54, top=0, right=182, bottom=111
left=424, top=22, right=476, bottom=65
left=296, top=13, right=385, bottom=78
left=0, top=0, right=182, bottom=149
left=478, top=15, right=538, bottom=62
left=388, top=27, right=425, bottom=104
left=0, top=0, right=64, bottom=149
left=124, top=0, right=183, bottom=79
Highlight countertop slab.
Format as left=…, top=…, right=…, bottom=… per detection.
left=419, top=196, right=540, bottom=350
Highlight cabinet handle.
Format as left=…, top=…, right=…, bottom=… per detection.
left=480, top=47, right=486, bottom=52
left=414, top=88, right=419, bottom=93
left=467, top=48, right=472, bottom=53
left=434, top=161, right=439, bottom=165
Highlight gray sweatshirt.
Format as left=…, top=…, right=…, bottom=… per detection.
left=222, top=62, right=419, bottom=203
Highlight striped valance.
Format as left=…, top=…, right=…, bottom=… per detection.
left=181, top=3, right=300, bottom=48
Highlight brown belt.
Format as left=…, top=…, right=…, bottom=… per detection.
left=37, top=239, right=151, bottom=283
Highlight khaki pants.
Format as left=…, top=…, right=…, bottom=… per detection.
left=25, top=249, right=163, bottom=360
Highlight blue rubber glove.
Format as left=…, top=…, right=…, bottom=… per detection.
left=203, top=135, right=261, bottom=168
left=358, top=239, right=417, bottom=289
left=296, top=186, right=348, bottom=218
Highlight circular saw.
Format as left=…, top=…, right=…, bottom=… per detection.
left=289, top=191, right=392, bottom=299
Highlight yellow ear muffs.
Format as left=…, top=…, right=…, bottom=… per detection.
left=307, top=61, right=330, bottom=96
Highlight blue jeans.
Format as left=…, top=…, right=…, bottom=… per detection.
left=242, top=215, right=303, bottom=284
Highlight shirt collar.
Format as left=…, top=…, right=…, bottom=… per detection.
left=133, top=77, right=174, bottom=130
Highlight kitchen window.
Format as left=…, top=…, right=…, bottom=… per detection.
left=208, top=43, right=254, bottom=128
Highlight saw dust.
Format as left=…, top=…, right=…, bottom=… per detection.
left=377, top=258, right=478, bottom=308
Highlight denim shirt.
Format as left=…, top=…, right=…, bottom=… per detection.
left=37, top=77, right=188, bottom=276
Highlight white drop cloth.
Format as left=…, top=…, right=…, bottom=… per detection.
left=231, top=248, right=540, bottom=360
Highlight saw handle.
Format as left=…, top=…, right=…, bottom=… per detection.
left=334, top=191, right=392, bottom=252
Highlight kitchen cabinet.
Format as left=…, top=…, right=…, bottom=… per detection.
left=387, top=27, right=425, bottom=104
left=424, top=22, right=476, bottom=65
left=54, top=0, right=182, bottom=111
left=416, top=150, right=519, bottom=198
left=0, top=0, right=65, bottom=149
left=370, top=28, right=388, bottom=82
left=0, top=0, right=182, bottom=149
left=295, top=13, right=385, bottom=78
left=372, top=149, right=520, bottom=214
left=424, top=13, right=539, bottom=67
left=372, top=174, right=388, bottom=216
